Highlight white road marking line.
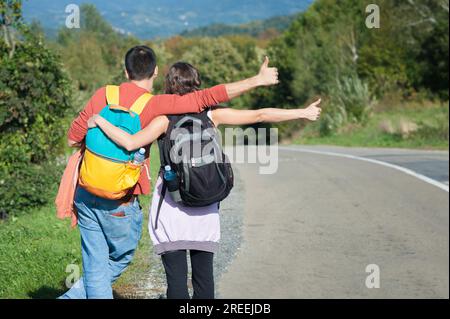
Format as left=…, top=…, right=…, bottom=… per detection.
left=279, top=146, right=449, bottom=193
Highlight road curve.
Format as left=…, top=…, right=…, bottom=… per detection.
left=218, top=146, right=449, bottom=298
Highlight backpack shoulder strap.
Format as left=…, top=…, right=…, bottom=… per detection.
left=154, top=180, right=167, bottom=230
left=157, top=115, right=178, bottom=169
left=157, top=137, right=167, bottom=168
left=130, top=93, right=153, bottom=115
left=106, top=86, right=153, bottom=115
left=106, top=85, right=120, bottom=105
left=198, top=109, right=214, bottom=127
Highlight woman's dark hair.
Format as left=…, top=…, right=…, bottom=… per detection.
left=164, top=62, right=202, bottom=95
left=125, top=45, right=157, bottom=81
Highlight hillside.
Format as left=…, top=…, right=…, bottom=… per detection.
left=180, top=14, right=297, bottom=38
left=22, top=0, right=312, bottom=39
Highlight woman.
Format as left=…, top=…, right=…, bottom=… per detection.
left=87, top=62, right=322, bottom=299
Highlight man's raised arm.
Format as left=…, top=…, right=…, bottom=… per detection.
left=148, top=57, right=279, bottom=119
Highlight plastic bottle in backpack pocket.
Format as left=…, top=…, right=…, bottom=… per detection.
left=132, top=148, right=146, bottom=165
left=120, top=148, right=145, bottom=191
left=164, top=165, right=182, bottom=203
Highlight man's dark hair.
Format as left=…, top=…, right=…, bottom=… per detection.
left=124, top=46, right=157, bottom=81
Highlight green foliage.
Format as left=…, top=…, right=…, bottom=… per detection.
left=385, top=0, right=449, bottom=100
left=0, top=36, right=72, bottom=160
left=266, top=0, right=449, bottom=138
left=0, top=31, right=73, bottom=217
left=319, top=105, right=348, bottom=137
left=181, top=37, right=261, bottom=109
left=181, top=37, right=247, bottom=85
left=59, top=32, right=112, bottom=91
left=357, top=27, right=410, bottom=97
left=297, top=102, right=449, bottom=149
left=0, top=162, right=62, bottom=218
left=415, top=17, right=449, bottom=100
left=331, top=76, right=373, bottom=124
left=319, top=76, right=372, bottom=136
left=0, top=0, right=23, bottom=28
left=265, top=0, right=368, bottom=108
left=55, top=4, right=140, bottom=93
left=181, top=14, right=297, bottom=38
left=0, top=0, right=24, bottom=58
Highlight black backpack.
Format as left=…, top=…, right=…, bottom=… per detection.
left=155, top=111, right=234, bottom=227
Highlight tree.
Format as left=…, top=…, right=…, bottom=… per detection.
left=357, top=2, right=410, bottom=97
left=365, top=0, right=449, bottom=98
left=416, top=16, right=449, bottom=99
left=181, top=37, right=256, bottom=109
left=0, top=0, right=23, bottom=58
left=395, top=0, right=450, bottom=99
left=0, top=10, right=73, bottom=218
left=56, top=4, right=140, bottom=93
left=59, top=32, right=111, bottom=91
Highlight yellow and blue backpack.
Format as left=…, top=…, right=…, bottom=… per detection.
left=79, top=85, right=153, bottom=199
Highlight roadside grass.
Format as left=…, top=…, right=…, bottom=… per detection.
left=0, top=200, right=81, bottom=299
left=0, top=146, right=161, bottom=299
left=293, top=102, right=449, bottom=150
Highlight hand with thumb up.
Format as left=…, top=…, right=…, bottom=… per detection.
left=256, top=56, right=279, bottom=86
left=302, top=98, right=322, bottom=121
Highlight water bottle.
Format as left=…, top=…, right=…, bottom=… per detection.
left=164, top=165, right=182, bottom=203
left=132, top=148, right=146, bottom=165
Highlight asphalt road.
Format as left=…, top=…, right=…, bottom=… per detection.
left=217, top=146, right=449, bottom=298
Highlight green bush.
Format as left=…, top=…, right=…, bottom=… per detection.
left=330, top=76, right=373, bottom=124
left=0, top=32, right=73, bottom=218
left=180, top=37, right=259, bottom=110
left=319, top=76, right=372, bottom=137
left=0, top=162, right=63, bottom=218
left=319, top=105, right=347, bottom=137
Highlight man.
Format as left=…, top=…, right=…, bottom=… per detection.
left=60, top=45, right=279, bottom=299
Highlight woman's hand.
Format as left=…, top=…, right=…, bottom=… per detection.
left=302, top=98, right=322, bottom=121
left=87, top=114, right=100, bottom=128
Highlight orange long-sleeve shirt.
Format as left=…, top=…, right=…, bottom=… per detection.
left=68, top=82, right=229, bottom=195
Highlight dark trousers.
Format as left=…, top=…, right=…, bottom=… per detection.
left=161, top=250, right=215, bottom=299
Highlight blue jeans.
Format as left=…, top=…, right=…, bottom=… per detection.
left=59, top=186, right=143, bottom=299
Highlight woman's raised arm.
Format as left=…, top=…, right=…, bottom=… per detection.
left=88, top=115, right=169, bottom=151
left=211, top=99, right=322, bottom=126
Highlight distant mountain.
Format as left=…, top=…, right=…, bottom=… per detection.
left=180, top=14, right=297, bottom=38
left=22, top=0, right=312, bottom=39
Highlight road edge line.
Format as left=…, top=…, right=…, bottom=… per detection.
left=279, top=146, right=449, bottom=193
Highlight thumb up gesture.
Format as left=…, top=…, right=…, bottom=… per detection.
left=303, top=98, right=322, bottom=121
left=257, top=56, right=280, bottom=86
